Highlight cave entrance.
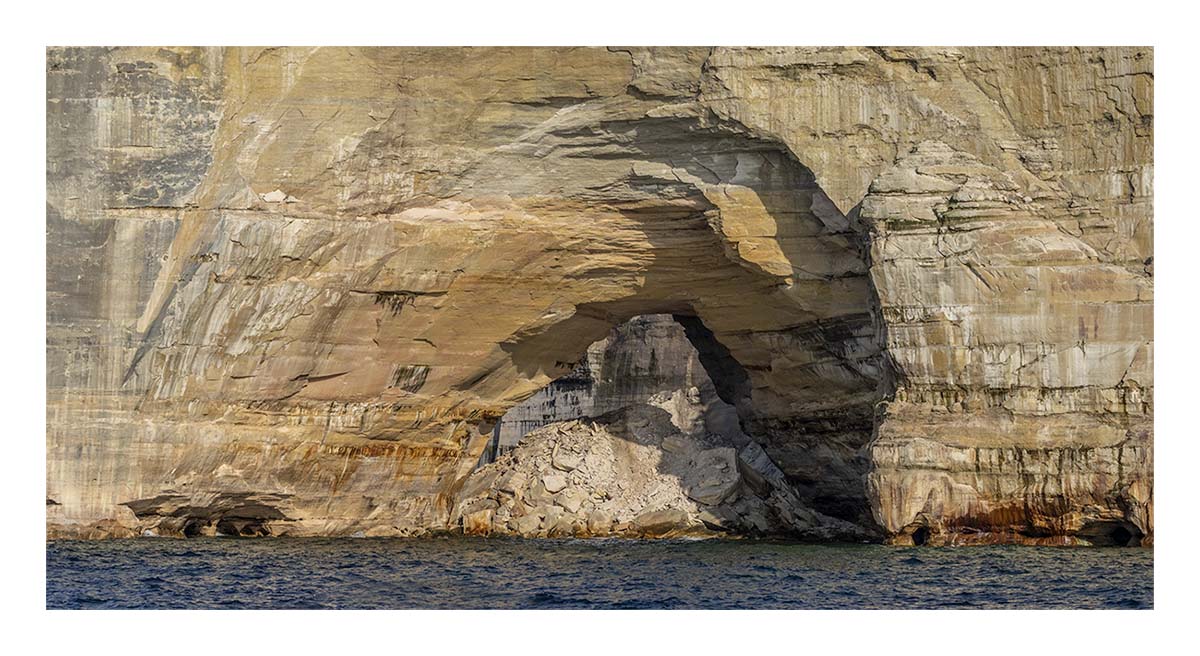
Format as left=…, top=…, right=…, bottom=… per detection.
left=444, top=120, right=889, bottom=530
left=1077, top=521, right=1143, bottom=547
left=475, top=286, right=885, bottom=530
left=911, top=526, right=930, bottom=546
left=484, top=313, right=749, bottom=461
left=456, top=312, right=869, bottom=539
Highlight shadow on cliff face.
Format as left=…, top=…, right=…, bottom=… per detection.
left=454, top=401, right=870, bottom=541
left=455, top=109, right=894, bottom=538
left=479, top=306, right=883, bottom=540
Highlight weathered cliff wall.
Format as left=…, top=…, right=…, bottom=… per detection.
left=47, top=47, right=1152, bottom=543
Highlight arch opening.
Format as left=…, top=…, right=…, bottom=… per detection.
left=450, top=125, right=892, bottom=532
left=442, top=123, right=893, bottom=536
left=454, top=312, right=873, bottom=540
left=116, top=99, right=893, bottom=540
left=486, top=313, right=749, bottom=458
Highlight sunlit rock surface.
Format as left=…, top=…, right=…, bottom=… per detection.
left=47, top=47, right=1152, bottom=543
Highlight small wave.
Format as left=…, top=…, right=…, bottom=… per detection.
left=46, top=540, right=1153, bottom=610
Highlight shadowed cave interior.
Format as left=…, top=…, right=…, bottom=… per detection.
left=487, top=313, right=751, bottom=458
left=455, top=312, right=879, bottom=540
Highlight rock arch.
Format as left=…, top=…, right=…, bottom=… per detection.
left=47, top=47, right=1152, bottom=543
left=121, top=94, right=893, bottom=535
left=454, top=312, right=873, bottom=540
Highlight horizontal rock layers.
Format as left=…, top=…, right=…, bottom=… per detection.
left=492, top=314, right=742, bottom=454
left=47, top=47, right=1152, bottom=544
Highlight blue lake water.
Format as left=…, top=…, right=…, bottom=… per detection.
left=46, top=537, right=1152, bottom=609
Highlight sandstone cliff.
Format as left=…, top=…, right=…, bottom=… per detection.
left=47, top=47, right=1152, bottom=544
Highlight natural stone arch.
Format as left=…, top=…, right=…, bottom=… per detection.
left=436, top=118, right=888, bottom=520
left=120, top=98, right=892, bottom=534
left=47, top=48, right=1151, bottom=544
left=408, top=112, right=893, bottom=525
left=455, top=311, right=872, bottom=540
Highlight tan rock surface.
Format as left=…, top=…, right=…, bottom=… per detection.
left=47, top=47, right=1152, bottom=544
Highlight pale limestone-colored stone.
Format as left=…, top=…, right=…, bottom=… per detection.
left=633, top=509, right=691, bottom=537
left=497, top=470, right=527, bottom=495
left=541, top=506, right=566, bottom=536
left=556, top=488, right=587, bottom=514
left=551, top=447, right=582, bottom=472
left=542, top=473, right=568, bottom=494
left=513, top=512, right=542, bottom=537
left=453, top=405, right=864, bottom=540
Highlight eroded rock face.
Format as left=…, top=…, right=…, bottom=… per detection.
left=47, top=47, right=1152, bottom=544
left=861, top=142, right=1153, bottom=545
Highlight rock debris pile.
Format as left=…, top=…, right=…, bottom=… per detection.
left=452, top=402, right=865, bottom=540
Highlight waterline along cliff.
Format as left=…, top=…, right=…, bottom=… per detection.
left=46, top=47, right=1153, bottom=545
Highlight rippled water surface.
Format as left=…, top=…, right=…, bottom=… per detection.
left=46, top=537, right=1152, bottom=609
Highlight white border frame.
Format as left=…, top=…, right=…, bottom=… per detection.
left=9, top=1, right=1195, bottom=651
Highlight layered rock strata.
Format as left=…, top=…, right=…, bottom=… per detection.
left=47, top=47, right=1152, bottom=544
left=861, top=142, right=1152, bottom=545
left=492, top=314, right=741, bottom=454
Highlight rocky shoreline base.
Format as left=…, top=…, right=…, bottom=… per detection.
left=450, top=406, right=868, bottom=541
left=49, top=401, right=1150, bottom=547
